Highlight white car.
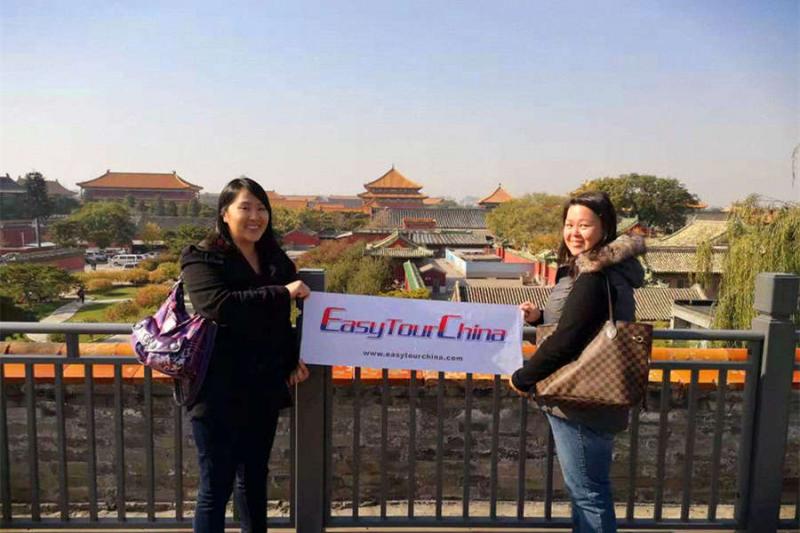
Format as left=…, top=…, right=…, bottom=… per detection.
left=110, top=254, right=145, bottom=267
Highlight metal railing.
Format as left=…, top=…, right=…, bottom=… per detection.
left=0, top=272, right=797, bottom=532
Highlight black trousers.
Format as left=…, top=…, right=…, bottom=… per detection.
left=191, top=402, right=282, bottom=533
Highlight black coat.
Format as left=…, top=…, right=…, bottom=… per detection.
left=180, top=243, right=299, bottom=424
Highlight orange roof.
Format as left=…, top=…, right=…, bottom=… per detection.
left=358, top=192, right=428, bottom=199
left=479, top=184, right=513, bottom=205
left=424, top=197, right=445, bottom=205
left=77, top=171, right=202, bottom=191
left=364, top=167, right=423, bottom=191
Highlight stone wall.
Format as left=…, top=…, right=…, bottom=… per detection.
left=4, top=378, right=798, bottom=514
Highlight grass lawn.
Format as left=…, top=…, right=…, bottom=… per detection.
left=65, top=302, right=117, bottom=342
left=25, top=299, right=73, bottom=320
left=89, top=285, right=140, bottom=300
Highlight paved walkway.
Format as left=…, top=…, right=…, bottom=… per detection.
left=26, top=297, right=130, bottom=342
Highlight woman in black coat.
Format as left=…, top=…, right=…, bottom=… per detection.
left=180, top=177, right=310, bottom=533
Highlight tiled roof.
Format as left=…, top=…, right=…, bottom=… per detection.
left=454, top=280, right=706, bottom=322
left=617, top=216, right=639, bottom=234
left=363, top=167, right=423, bottom=190
left=359, top=192, right=428, bottom=199
left=0, top=175, right=24, bottom=193
left=656, top=217, right=728, bottom=246
left=77, top=171, right=202, bottom=191
left=409, top=230, right=492, bottom=246
left=44, top=180, right=77, bottom=196
left=644, top=247, right=726, bottom=274
left=423, top=197, right=445, bottom=205
left=366, top=230, right=418, bottom=250
left=368, top=208, right=487, bottom=230
left=478, top=185, right=513, bottom=205
left=364, top=247, right=434, bottom=258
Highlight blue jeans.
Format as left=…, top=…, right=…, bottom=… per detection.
left=191, top=403, right=282, bottom=533
left=547, top=413, right=617, bottom=532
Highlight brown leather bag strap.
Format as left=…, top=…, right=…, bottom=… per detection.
left=604, top=274, right=615, bottom=323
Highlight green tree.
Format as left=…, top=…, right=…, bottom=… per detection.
left=713, top=197, right=800, bottom=329
left=154, top=196, right=166, bottom=216
left=125, top=194, right=136, bottom=208
left=178, top=203, right=189, bottom=216
left=0, top=294, right=34, bottom=324
left=188, top=197, right=201, bottom=217
left=573, top=174, right=698, bottom=233
left=346, top=257, right=393, bottom=295
left=0, top=264, right=77, bottom=304
left=272, top=206, right=301, bottom=236
left=20, top=171, right=53, bottom=247
left=166, top=200, right=178, bottom=216
left=68, top=201, right=136, bottom=249
left=136, top=199, right=148, bottom=213
left=486, top=193, right=566, bottom=251
left=167, top=224, right=211, bottom=254
left=51, top=195, right=80, bottom=215
left=49, top=219, right=83, bottom=247
left=139, top=222, right=163, bottom=245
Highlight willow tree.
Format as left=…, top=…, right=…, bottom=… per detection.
left=712, top=196, right=800, bottom=329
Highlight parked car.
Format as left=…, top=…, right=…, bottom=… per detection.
left=110, top=254, right=145, bottom=267
left=85, top=251, right=108, bottom=263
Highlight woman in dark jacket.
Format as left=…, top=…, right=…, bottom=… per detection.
left=509, top=192, right=645, bottom=532
left=180, top=177, right=310, bottom=533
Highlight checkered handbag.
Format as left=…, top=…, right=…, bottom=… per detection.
left=534, top=277, right=652, bottom=408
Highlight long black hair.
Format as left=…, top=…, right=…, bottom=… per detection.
left=203, top=176, right=296, bottom=280
left=556, top=191, right=618, bottom=268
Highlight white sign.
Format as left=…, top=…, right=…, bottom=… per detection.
left=299, top=292, right=523, bottom=375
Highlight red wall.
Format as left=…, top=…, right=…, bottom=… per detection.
left=0, top=225, right=36, bottom=247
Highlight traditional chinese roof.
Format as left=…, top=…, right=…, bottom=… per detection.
left=409, top=230, right=492, bottom=247
left=368, top=208, right=487, bottom=230
left=643, top=246, right=726, bottom=274
left=45, top=179, right=77, bottom=197
left=656, top=217, right=728, bottom=247
left=0, top=175, right=24, bottom=194
left=423, top=197, right=445, bottom=206
left=363, top=167, right=423, bottom=191
left=77, top=171, right=202, bottom=191
left=365, top=231, right=434, bottom=258
left=478, top=184, right=513, bottom=206
left=617, top=216, right=640, bottom=234
left=453, top=279, right=706, bottom=322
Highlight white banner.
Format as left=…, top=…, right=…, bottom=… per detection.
left=299, top=292, right=523, bottom=375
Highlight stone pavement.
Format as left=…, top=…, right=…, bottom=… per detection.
left=25, top=297, right=130, bottom=342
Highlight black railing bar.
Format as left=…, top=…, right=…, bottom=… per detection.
left=25, top=363, right=40, bottom=521
left=0, top=364, right=10, bottom=522
left=54, top=364, right=69, bottom=521
left=708, top=369, right=727, bottom=521
left=0, top=518, right=292, bottom=529
left=681, top=368, right=699, bottom=521
left=626, top=405, right=641, bottom=521
left=324, top=366, right=333, bottom=522
left=352, top=367, right=361, bottom=520
left=144, top=367, right=155, bottom=521
left=435, top=372, right=444, bottom=520
left=544, top=427, right=554, bottom=520
left=113, top=365, right=126, bottom=521
left=288, top=402, right=296, bottom=525
left=0, top=322, right=132, bottom=334
left=408, top=369, right=417, bottom=519
left=650, top=360, right=751, bottom=370
left=489, top=375, right=500, bottom=520
left=734, top=339, right=762, bottom=527
left=654, top=368, right=671, bottom=521
left=326, top=515, right=739, bottom=528
left=380, top=368, right=388, bottom=519
left=173, top=400, right=183, bottom=521
left=0, top=355, right=139, bottom=364
left=516, top=395, right=527, bottom=520
left=524, top=326, right=763, bottom=342
left=84, top=365, right=98, bottom=521
left=463, top=373, right=473, bottom=519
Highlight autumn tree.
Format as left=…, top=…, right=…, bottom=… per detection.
left=486, top=193, right=566, bottom=251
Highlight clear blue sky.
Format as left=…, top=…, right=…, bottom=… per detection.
left=1, top=0, right=797, bottom=206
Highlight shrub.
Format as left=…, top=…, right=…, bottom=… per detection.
left=121, top=268, right=150, bottom=285
left=48, top=333, right=66, bottom=342
left=103, top=300, right=144, bottom=322
left=86, top=279, right=113, bottom=293
left=139, top=258, right=159, bottom=271
left=135, top=284, right=170, bottom=308
left=148, top=262, right=180, bottom=283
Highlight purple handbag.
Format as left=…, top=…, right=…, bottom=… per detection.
left=131, top=277, right=217, bottom=406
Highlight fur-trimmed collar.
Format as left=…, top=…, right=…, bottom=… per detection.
left=575, top=235, right=646, bottom=273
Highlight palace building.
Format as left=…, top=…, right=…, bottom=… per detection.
left=358, top=167, right=428, bottom=208
left=77, top=170, right=202, bottom=202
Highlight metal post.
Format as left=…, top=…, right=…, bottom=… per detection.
left=745, top=273, right=799, bottom=532
left=295, top=269, right=327, bottom=533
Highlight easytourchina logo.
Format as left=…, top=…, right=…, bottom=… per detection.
left=319, top=306, right=508, bottom=342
